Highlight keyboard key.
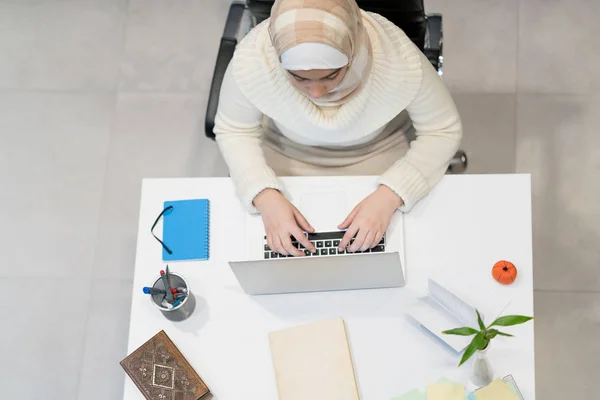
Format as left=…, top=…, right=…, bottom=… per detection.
left=304, top=250, right=311, bottom=256
left=264, top=252, right=270, bottom=259
left=316, top=241, right=324, bottom=248
left=320, top=249, right=327, bottom=256
left=338, top=248, right=345, bottom=254
left=328, top=248, right=336, bottom=255
left=372, top=245, right=384, bottom=252
left=333, top=240, right=340, bottom=246
left=379, top=237, right=385, bottom=245
left=264, top=244, right=270, bottom=251
left=324, top=240, right=332, bottom=247
left=307, top=231, right=346, bottom=240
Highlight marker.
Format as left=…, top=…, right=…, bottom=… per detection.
left=142, top=287, right=166, bottom=296
left=160, top=270, right=174, bottom=302
left=172, top=297, right=184, bottom=307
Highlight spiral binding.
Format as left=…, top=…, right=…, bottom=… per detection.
left=204, top=200, right=211, bottom=259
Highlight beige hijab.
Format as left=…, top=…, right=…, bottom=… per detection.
left=268, top=0, right=373, bottom=106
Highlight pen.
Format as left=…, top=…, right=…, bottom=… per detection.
left=166, top=265, right=172, bottom=290
left=160, top=270, right=174, bottom=302
left=142, top=287, right=166, bottom=296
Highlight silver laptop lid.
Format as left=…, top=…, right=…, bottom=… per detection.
left=229, top=252, right=405, bottom=295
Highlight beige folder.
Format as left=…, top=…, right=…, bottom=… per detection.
left=269, top=318, right=360, bottom=400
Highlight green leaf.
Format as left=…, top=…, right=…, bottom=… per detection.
left=486, top=330, right=499, bottom=339
left=487, top=329, right=515, bottom=339
left=476, top=309, right=486, bottom=331
left=442, top=327, right=479, bottom=336
left=489, top=315, right=533, bottom=327
left=459, top=332, right=485, bottom=367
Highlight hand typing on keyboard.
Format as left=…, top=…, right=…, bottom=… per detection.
left=338, top=185, right=402, bottom=252
left=263, top=231, right=385, bottom=259
left=254, top=188, right=318, bottom=257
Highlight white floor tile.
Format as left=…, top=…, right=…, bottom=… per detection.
left=77, top=279, right=133, bottom=400
left=0, top=93, right=114, bottom=278
left=93, top=93, right=227, bottom=282
left=0, top=277, right=91, bottom=399
left=516, top=94, right=600, bottom=291
left=518, top=0, right=600, bottom=94
left=452, top=93, right=516, bottom=173
left=534, top=290, right=600, bottom=398
left=0, top=0, right=127, bottom=90
left=425, top=0, right=519, bottom=93
left=120, top=0, right=230, bottom=92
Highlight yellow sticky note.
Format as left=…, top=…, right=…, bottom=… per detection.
left=426, top=382, right=465, bottom=400
left=475, top=379, right=519, bottom=400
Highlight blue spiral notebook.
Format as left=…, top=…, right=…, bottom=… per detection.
left=162, top=199, right=210, bottom=262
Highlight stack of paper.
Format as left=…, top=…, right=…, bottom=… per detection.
left=392, top=376, right=523, bottom=400
left=269, top=318, right=359, bottom=400
left=470, top=379, right=520, bottom=400
left=427, top=381, right=466, bottom=400
left=391, top=389, right=426, bottom=400
left=392, top=379, right=467, bottom=400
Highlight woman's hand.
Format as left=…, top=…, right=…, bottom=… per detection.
left=337, top=185, right=403, bottom=253
left=254, top=189, right=317, bottom=256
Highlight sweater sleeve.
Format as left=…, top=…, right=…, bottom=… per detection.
left=213, top=63, right=283, bottom=213
left=378, top=53, right=463, bottom=212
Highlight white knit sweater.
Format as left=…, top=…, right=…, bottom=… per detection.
left=214, top=12, right=462, bottom=213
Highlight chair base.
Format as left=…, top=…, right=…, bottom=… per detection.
left=447, top=150, right=468, bottom=174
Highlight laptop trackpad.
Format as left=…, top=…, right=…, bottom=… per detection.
left=299, top=192, right=347, bottom=232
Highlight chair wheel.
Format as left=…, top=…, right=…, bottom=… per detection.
left=447, top=150, right=468, bottom=174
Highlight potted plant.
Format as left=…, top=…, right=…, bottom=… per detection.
left=443, top=310, right=533, bottom=387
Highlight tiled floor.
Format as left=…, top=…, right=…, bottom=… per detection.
left=0, top=0, right=598, bottom=398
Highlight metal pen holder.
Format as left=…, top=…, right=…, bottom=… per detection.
left=150, top=272, right=196, bottom=322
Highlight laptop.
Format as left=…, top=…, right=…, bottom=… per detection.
left=229, top=177, right=406, bottom=295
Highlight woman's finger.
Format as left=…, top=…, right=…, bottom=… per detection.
left=281, top=232, right=304, bottom=257
left=272, top=233, right=288, bottom=256
left=338, top=203, right=360, bottom=230
left=359, top=229, right=376, bottom=252
left=292, top=228, right=316, bottom=254
left=339, top=223, right=359, bottom=251
left=371, top=230, right=384, bottom=249
left=293, top=207, right=315, bottom=233
left=349, top=227, right=369, bottom=253
left=266, top=233, right=275, bottom=253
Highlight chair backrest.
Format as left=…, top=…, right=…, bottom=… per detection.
left=247, top=0, right=426, bottom=50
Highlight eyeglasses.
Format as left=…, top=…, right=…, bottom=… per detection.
left=151, top=206, right=173, bottom=255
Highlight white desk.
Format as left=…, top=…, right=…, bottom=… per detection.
left=124, top=175, right=535, bottom=400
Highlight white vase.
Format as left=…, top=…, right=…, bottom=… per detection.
left=470, top=346, right=494, bottom=387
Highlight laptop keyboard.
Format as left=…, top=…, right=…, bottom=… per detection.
left=263, top=231, right=385, bottom=259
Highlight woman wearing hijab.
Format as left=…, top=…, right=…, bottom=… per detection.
left=214, top=0, right=462, bottom=257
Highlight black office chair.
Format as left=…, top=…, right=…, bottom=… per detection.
left=205, top=0, right=467, bottom=174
